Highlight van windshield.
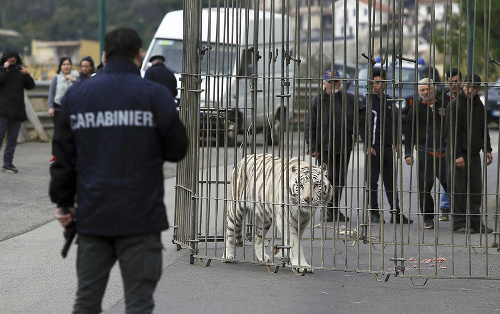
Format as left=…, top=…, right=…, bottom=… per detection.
left=144, top=39, right=236, bottom=75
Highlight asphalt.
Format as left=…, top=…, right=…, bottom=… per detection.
left=1, top=141, right=500, bottom=314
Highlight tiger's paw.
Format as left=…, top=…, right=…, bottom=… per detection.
left=256, top=251, right=272, bottom=263
left=223, top=249, right=236, bottom=262
left=293, top=267, right=314, bottom=274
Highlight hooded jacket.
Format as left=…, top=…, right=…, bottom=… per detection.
left=0, top=50, right=36, bottom=121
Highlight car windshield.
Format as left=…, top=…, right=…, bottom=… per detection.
left=143, top=39, right=237, bottom=75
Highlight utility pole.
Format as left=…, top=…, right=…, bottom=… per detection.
left=99, top=0, right=106, bottom=62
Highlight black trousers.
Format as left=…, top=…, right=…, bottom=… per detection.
left=73, top=233, right=163, bottom=314
left=324, top=152, right=351, bottom=216
left=416, top=150, right=448, bottom=221
left=366, top=145, right=399, bottom=213
left=448, top=153, right=483, bottom=229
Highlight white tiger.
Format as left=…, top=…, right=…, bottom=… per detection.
left=224, top=153, right=333, bottom=272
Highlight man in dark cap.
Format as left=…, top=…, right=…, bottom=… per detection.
left=445, top=73, right=493, bottom=234
left=79, top=56, right=95, bottom=81
left=305, top=69, right=355, bottom=222
left=0, top=49, right=36, bottom=173
left=144, top=55, right=178, bottom=98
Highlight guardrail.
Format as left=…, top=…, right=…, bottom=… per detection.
left=24, top=81, right=52, bottom=141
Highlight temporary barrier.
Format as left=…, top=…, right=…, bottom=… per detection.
left=173, top=0, right=500, bottom=281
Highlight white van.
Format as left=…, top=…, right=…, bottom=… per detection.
left=141, top=8, right=295, bottom=144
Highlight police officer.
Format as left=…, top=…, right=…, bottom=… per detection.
left=51, top=28, right=188, bottom=313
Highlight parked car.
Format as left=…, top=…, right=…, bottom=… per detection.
left=480, top=78, right=500, bottom=125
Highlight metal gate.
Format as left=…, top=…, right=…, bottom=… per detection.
left=173, top=0, right=500, bottom=280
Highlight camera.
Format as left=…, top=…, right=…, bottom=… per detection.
left=14, top=65, right=22, bottom=71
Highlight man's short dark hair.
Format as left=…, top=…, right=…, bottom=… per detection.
left=104, top=27, right=143, bottom=60
left=446, top=68, right=462, bottom=80
left=464, top=73, right=482, bottom=87
left=372, top=68, right=386, bottom=80
left=149, top=55, right=165, bottom=63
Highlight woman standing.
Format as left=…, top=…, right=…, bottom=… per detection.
left=48, top=57, right=79, bottom=125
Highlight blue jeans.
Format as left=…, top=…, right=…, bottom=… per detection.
left=440, top=187, right=450, bottom=212
left=0, top=117, right=21, bottom=164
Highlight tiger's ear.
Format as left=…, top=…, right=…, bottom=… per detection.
left=322, top=163, right=327, bottom=171
left=291, top=164, right=298, bottom=173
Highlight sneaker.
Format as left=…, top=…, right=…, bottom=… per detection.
left=2, top=163, right=18, bottom=173
left=423, top=219, right=434, bottom=229
left=390, top=214, right=413, bottom=224
left=454, top=226, right=479, bottom=234
left=336, top=211, right=349, bottom=222
left=439, top=213, right=450, bottom=221
left=472, top=225, right=494, bottom=234
left=370, top=213, right=385, bottom=223
left=324, top=211, right=349, bottom=222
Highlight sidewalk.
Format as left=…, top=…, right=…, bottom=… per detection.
left=0, top=142, right=178, bottom=313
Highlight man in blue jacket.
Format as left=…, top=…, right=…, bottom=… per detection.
left=144, top=55, right=178, bottom=98
left=50, top=27, right=188, bottom=313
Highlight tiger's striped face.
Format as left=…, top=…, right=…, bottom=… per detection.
left=289, top=165, right=332, bottom=207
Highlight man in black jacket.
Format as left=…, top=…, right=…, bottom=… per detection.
left=144, top=55, right=178, bottom=98
left=305, top=70, right=355, bottom=222
left=360, top=68, right=412, bottom=224
left=404, top=78, right=447, bottom=229
left=51, top=28, right=188, bottom=313
left=0, top=50, right=35, bottom=173
left=445, top=73, right=493, bottom=234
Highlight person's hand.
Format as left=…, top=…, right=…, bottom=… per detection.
left=48, top=108, right=55, bottom=116
left=54, top=207, right=76, bottom=227
left=405, top=156, right=413, bottom=165
left=456, top=157, right=465, bottom=169
left=65, top=74, right=75, bottom=82
left=311, top=152, right=319, bottom=158
left=19, top=65, right=28, bottom=75
left=3, top=61, right=9, bottom=68
left=370, top=147, right=376, bottom=156
left=487, top=152, right=493, bottom=166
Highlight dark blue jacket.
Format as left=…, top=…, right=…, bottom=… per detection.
left=49, top=59, right=188, bottom=236
left=144, top=62, right=178, bottom=98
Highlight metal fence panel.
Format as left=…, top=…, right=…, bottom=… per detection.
left=173, top=0, right=500, bottom=279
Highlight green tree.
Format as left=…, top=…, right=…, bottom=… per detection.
left=436, top=0, right=500, bottom=80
